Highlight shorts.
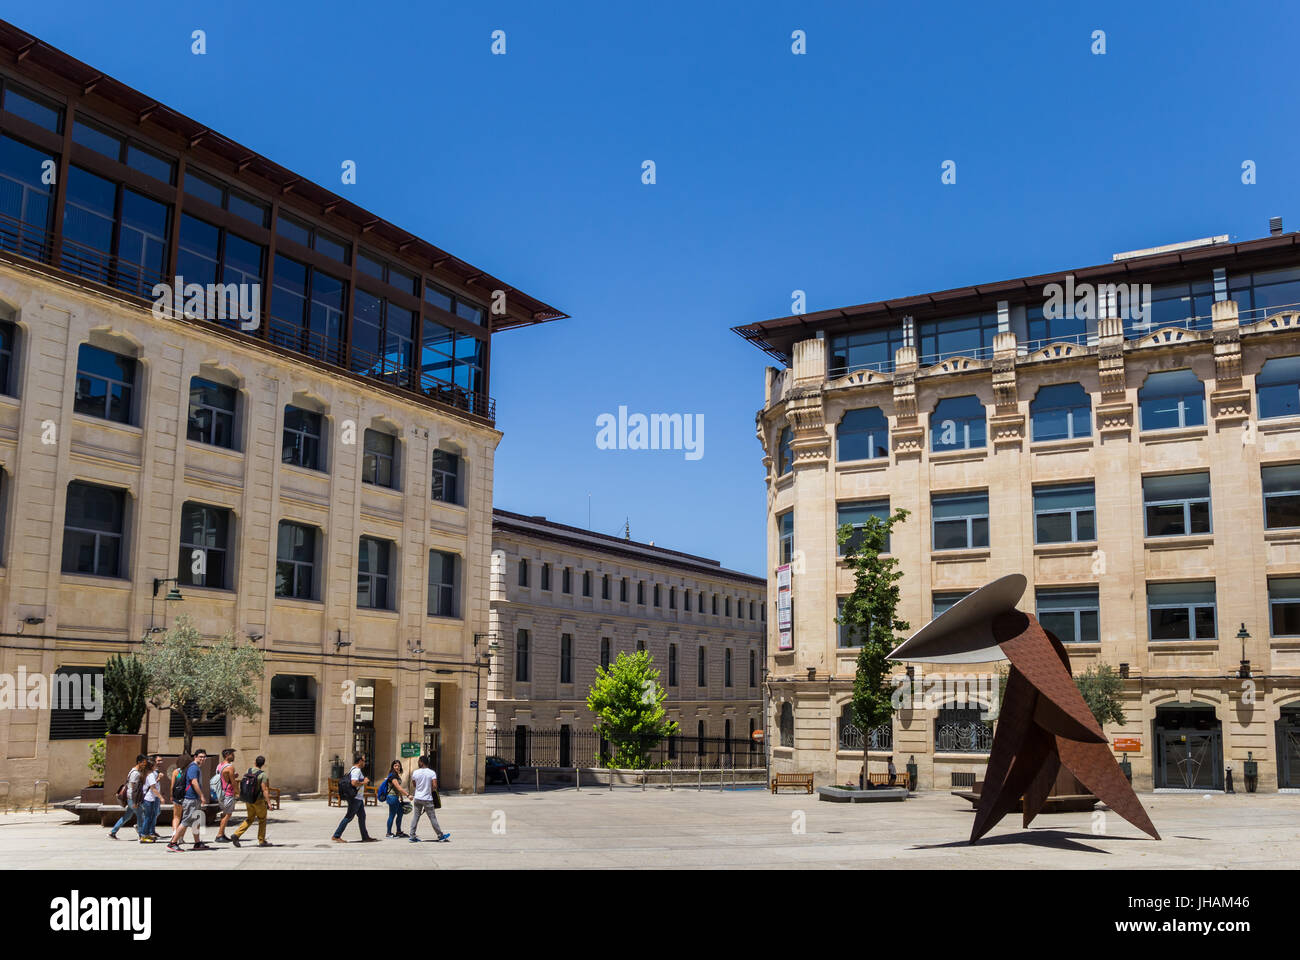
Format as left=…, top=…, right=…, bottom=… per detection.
left=220, top=795, right=237, bottom=817
left=181, top=797, right=203, bottom=827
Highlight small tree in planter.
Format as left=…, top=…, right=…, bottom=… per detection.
left=836, top=509, right=911, bottom=787
left=1075, top=663, right=1125, bottom=727
left=104, top=653, right=149, bottom=735
left=587, top=650, right=679, bottom=769
left=138, top=616, right=264, bottom=756
left=87, top=738, right=106, bottom=786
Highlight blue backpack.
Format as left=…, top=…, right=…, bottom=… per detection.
left=377, top=773, right=394, bottom=802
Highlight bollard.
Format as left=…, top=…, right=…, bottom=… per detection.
left=668, top=768, right=673, bottom=791
left=536, top=768, right=541, bottom=793
left=609, top=768, right=613, bottom=791
left=575, top=767, right=580, bottom=792
left=0, top=780, right=9, bottom=813
left=698, top=768, right=702, bottom=792
left=30, top=779, right=49, bottom=814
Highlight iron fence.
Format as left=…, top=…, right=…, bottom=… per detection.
left=487, top=727, right=764, bottom=770
left=837, top=721, right=893, bottom=752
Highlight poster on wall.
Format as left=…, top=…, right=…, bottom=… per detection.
left=776, top=563, right=792, bottom=650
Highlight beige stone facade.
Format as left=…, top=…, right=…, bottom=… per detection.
left=0, top=262, right=501, bottom=800
left=487, top=511, right=765, bottom=766
left=752, top=238, right=1300, bottom=793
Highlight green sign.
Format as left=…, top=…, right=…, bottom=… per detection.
left=400, top=742, right=421, bottom=758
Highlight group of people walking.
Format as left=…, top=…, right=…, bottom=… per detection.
left=107, top=748, right=449, bottom=848
left=108, top=747, right=273, bottom=850
left=332, top=752, right=450, bottom=843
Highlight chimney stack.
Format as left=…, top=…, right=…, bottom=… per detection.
left=1270, top=216, right=1283, bottom=236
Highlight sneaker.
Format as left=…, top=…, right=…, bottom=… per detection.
left=192, top=842, right=212, bottom=850
left=438, top=833, right=451, bottom=842
left=331, top=837, right=346, bottom=843
left=108, top=832, right=117, bottom=840
left=258, top=841, right=274, bottom=847
left=166, top=843, right=182, bottom=853
left=408, top=836, right=421, bottom=843
left=395, top=831, right=408, bottom=837
left=215, top=835, right=232, bottom=843
left=230, top=837, right=241, bottom=848
left=360, top=837, right=380, bottom=843
left=385, top=832, right=394, bottom=838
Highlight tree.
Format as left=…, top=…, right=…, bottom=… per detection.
left=138, top=615, right=265, bottom=755
left=1075, top=663, right=1125, bottom=728
left=586, top=650, right=679, bottom=768
left=103, top=653, right=149, bottom=735
left=836, top=509, right=911, bottom=781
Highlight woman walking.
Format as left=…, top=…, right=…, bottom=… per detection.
left=382, top=760, right=410, bottom=838
left=139, top=759, right=161, bottom=842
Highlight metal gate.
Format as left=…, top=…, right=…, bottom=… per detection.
left=1156, top=730, right=1221, bottom=789
left=1278, top=713, right=1300, bottom=788
left=352, top=724, right=375, bottom=779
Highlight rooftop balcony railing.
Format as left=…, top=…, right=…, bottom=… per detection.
left=0, top=211, right=496, bottom=422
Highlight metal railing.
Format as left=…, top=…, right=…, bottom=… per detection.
left=837, top=721, right=893, bottom=751
left=487, top=727, right=764, bottom=770
left=934, top=721, right=993, bottom=753
left=828, top=357, right=896, bottom=379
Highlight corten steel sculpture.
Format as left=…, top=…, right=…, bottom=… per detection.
left=888, top=574, right=1160, bottom=843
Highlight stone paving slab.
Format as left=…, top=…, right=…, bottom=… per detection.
left=1, top=787, right=1296, bottom=869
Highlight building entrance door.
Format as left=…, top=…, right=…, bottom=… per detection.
left=1154, top=704, right=1221, bottom=789
left=1278, top=708, right=1300, bottom=788
left=353, top=680, right=376, bottom=779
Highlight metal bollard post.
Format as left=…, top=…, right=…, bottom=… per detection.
left=575, top=767, right=580, bottom=791
left=668, top=768, right=673, bottom=791
left=642, top=773, right=646, bottom=792
left=0, top=780, right=9, bottom=813
left=30, top=779, right=49, bottom=814
left=609, top=768, right=613, bottom=791
left=698, top=769, right=702, bottom=792
left=536, top=768, right=541, bottom=793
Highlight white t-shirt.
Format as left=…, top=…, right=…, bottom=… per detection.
left=349, top=766, right=366, bottom=799
left=125, top=767, right=142, bottom=803
left=144, top=771, right=160, bottom=802
left=411, top=767, right=437, bottom=801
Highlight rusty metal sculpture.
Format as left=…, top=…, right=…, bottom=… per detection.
left=889, top=574, right=1159, bottom=843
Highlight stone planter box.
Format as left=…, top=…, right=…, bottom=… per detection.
left=817, top=785, right=908, bottom=803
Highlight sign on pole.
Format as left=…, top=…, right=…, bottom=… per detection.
left=400, top=741, right=421, bottom=758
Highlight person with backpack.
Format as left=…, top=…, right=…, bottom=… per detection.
left=168, top=748, right=210, bottom=853
left=231, top=755, right=272, bottom=847
left=213, top=748, right=239, bottom=843
left=167, top=761, right=187, bottom=847
left=331, top=752, right=378, bottom=843
left=407, top=754, right=450, bottom=843
left=108, top=754, right=148, bottom=840
left=139, top=758, right=162, bottom=843
left=379, top=760, right=410, bottom=838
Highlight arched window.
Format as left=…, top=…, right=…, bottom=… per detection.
left=837, top=407, right=889, bottom=461
left=1139, top=369, right=1205, bottom=431
left=777, top=426, right=793, bottom=475
left=1257, top=356, right=1300, bottom=420
left=930, top=395, right=986, bottom=452
left=1030, top=383, right=1092, bottom=441
left=838, top=703, right=862, bottom=750
left=779, top=702, right=794, bottom=748
left=934, top=704, right=993, bottom=753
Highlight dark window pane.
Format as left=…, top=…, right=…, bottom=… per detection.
left=72, top=119, right=122, bottom=160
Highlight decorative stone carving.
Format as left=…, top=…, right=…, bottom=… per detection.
left=990, top=414, right=1025, bottom=447
left=1210, top=388, right=1251, bottom=422
left=1212, top=299, right=1243, bottom=387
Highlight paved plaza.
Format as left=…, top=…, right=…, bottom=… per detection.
left=3, top=786, right=1298, bottom=870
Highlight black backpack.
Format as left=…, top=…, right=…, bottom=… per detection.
left=239, top=768, right=262, bottom=803
left=338, top=771, right=357, bottom=802
left=171, top=768, right=187, bottom=803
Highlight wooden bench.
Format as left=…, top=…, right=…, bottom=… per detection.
left=327, top=779, right=377, bottom=806
left=864, top=772, right=908, bottom=790
left=771, top=772, right=814, bottom=794
left=266, top=786, right=281, bottom=811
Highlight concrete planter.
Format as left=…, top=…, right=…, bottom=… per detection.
left=817, top=785, right=908, bottom=803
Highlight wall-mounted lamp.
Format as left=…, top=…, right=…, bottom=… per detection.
left=1236, top=623, right=1251, bottom=679
left=335, top=628, right=352, bottom=652
left=806, top=666, right=816, bottom=681
left=1119, top=662, right=1130, bottom=679
left=23, top=616, right=45, bottom=625
left=152, top=578, right=184, bottom=601
left=246, top=633, right=264, bottom=643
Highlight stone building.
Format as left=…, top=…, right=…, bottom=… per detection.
left=487, top=510, right=766, bottom=767
left=738, top=228, right=1300, bottom=793
left=0, top=23, right=564, bottom=801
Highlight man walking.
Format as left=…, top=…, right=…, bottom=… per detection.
left=408, top=754, right=450, bottom=843
left=169, top=748, right=210, bottom=852
left=214, top=748, right=238, bottom=843
left=331, top=752, right=378, bottom=843
left=231, top=755, right=272, bottom=848
left=108, top=754, right=147, bottom=839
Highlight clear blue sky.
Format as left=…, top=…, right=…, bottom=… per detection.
left=12, top=1, right=1299, bottom=574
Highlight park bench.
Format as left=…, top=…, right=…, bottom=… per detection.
left=771, top=772, right=814, bottom=794
left=327, top=779, right=378, bottom=806
left=865, top=772, right=908, bottom=790
left=267, top=786, right=281, bottom=810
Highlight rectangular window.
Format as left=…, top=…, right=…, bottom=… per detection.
left=1229, top=265, right=1300, bottom=320
left=837, top=596, right=863, bottom=648
left=167, top=701, right=226, bottom=739
left=541, top=563, right=551, bottom=591
left=431, top=449, right=460, bottom=504
left=1263, top=464, right=1300, bottom=529
left=562, top=567, right=572, bottom=594
left=932, top=591, right=970, bottom=619
left=268, top=254, right=346, bottom=366
left=637, top=581, right=646, bottom=605
left=1148, top=581, right=1217, bottom=641
left=1269, top=578, right=1300, bottom=637
left=357, top=536, right=393, bottom=610
left=932, top=492, right=990, bottom=551
left=697, top=646, right=707, bottom=686
left=653, top=584, right=661, bottom=607
left=778, top=510, right=794, bottom=565
left=187, top=377, right=236, bottom=448
left=62, top=165, right=170, bottom=296
left=275, top=521, right=317, bottom=600
left=917, top=311, right=999, bottom=364
left=0, top=131, right=56, bottom=261
left=668, top=644, right=678, bottom=686
left=62, top=481, right=125, bottom=577
left=1036, top=587, right=1100, bottom=644
left=0, top=320, right=14, bottom=397
left=583, top=571, right=592, bottom=597
left=828, top=326, right=905, bottom=376
left=1025, top=304, right=1088, bottom=346
left=518, top=559, right=529, bottom=587
left=1143, top=473, right=1212, bottom=537
left=1033, top=482, right=1096, bottom=544
left=361, top=430, right=396, bottom=487
left=74, top=343, right=135, bottom=424
left=725, top=648, right=733, bottom=687
left=601, top=574, right=609, bottom=599
left=560, top=634, right=573, bottom=684
left=428, top=550, right=458, bottom=618
left=515, top=629, right=530, bottom=682
left=620, top=577, right=627, bottom=602
left=177, top=502, right=230, bottom=590
left=1, top=80, right=62, bottom=132
left=48, top=666, right=106, bottom=740
left=282, top=406, right=323, bottom=470
left=837, top=499, right=890, bottom=555
left=268, top=674, right=316, bottom=735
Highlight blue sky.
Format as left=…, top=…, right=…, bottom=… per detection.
left=12, top=1, right=1299, bottom=574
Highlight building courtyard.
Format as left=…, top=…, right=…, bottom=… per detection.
left=2, top=788, right=1296, bottom=870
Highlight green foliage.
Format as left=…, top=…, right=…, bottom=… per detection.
left=87, top=738, right=105, bottom=783
left=1075, top=663, right=1126, bottom=727
left=103, top=653, right=149, bottom=734
left=586, top=650, right=679, bottom=768
left=138, top=615, right=265, bottom=753
left=836, top=509, right=911, bottom=736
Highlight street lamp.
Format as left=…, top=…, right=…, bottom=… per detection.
left=150, top=577, right=184, bottom=630
left=1235, top=623, right=1251, bottom=679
